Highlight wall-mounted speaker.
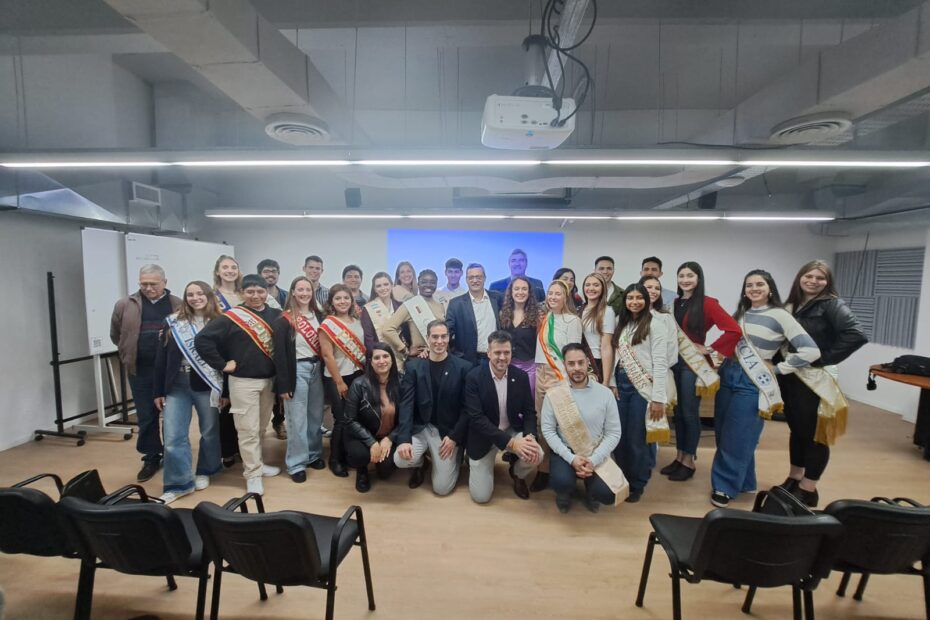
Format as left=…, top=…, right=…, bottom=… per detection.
left=698, top=192, right=718, bottom=210
left=345, top=188, right=362, bottom=209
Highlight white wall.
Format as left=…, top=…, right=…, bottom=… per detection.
left=0, top=213, right=98, bottom=450
left=834, top=227, right=930, bottom=422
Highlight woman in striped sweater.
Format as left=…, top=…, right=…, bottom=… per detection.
left=710, top=269, right=820, bottom=508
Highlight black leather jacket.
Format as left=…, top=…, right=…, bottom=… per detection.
left=792, top=297, right=867, bottom=367
left=344, top=376, right=399, bottom=447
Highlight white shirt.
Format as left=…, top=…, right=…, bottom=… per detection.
left=582, top=306, right=616, bottom=358
left=435, top=285, right=467, bottom=308
left=295, top=312, right=321, bottom=360
left=471, top=291, right=497, bottom=353
left=534, top=313, right=583, bottom=365
left=492, top=369, right=509, bottom=431
left=324, top=318, right=365, bottom=378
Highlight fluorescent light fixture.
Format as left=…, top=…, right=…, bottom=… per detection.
left=742, top=160, right=930, bottom=168
left=613, top=215, right=721, bottom=220
left=511, top=215, right=612, bottom=220
left=1, top=161, right=171, bottom=168
left=176, top=160, right=351, bottom=167
left=305, top=213, right=404, bottom=219
left=723, top=215, right=835, bottom=221
left=355, top=160, right=540, bottom=166
left=204, top=211, right=404, bottom=219
left=406, top=214, right=509, bottom=219
left=545, top=159, right=737, bottom=166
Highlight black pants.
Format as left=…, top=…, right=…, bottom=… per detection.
left=323, top=371, right=364, bottom=466
left=779, top=373, right=830, bottom=481
left=344, top=436, right=398, bottom=479
left=218, top=404, right=240, bottom=460
left=272, top=397, right=285, bottom=429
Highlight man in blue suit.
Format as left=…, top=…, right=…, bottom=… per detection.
left=488, top=248, right=545, bottom=301
left=446, top=263, right=502, bottom=365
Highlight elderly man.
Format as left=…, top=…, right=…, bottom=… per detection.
left=488, top=248, right=545, bottom=301
left=541, top=343, right=623, bottom=513
left=110, top=264, right=182, bottom=482
left=446, top=263, right=502, bottom=365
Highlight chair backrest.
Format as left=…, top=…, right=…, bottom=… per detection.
left=0, top=487, right=72, bottom=557
left=688, top=509, right=844, bottom=587
left=193, top=502, right=324, bottom=585
left=824, top=499, right=930, bottom=574
left=59, top=497, right=194, bottom=576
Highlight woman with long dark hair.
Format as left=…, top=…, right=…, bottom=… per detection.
left=343, top=342, right=402, bottom=492
left=499, top=276, right=545, bottom=394
left=779, top=260, right=866, bottom=506
left=663, top=261, right=741, bottom=482
left=553, top=267, right=583, bottom=308
left=710, top=269, right=819, bottom=508
left=273, top=276, right=326, bottom=482
left=361, top=271, right=405, bottom=354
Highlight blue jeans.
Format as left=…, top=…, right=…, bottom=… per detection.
left=673, top=361, right=702, bottom=456
left=162, top=371, right=221, bottom=493
left=614, top=369, right=652, bottom=494
left=284, top=360, right=325, bottom=474
left=711, top=359, right=764, bottom=497
left=549, top=452, right=615, bottom=504
left=129, top=365, right=162, bottom=464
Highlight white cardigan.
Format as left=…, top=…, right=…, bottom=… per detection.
left=611, top=314, right=672, bottom=404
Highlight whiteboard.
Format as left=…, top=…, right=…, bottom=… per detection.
left=81, top=229, right=234, bottom=355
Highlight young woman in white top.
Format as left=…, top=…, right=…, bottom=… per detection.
left=580, top=272, right=616, bottom=387
left=319, top=284, right=367, bottom=477
left=533, top=279, right=583, bottom=491
left=361, top=272, right=403, bottom=353
left=611, top=282, right=672, bottom=503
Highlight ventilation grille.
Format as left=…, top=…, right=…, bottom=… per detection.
left=264, top=113, right=330, bottom=145
left=770, top=113, right=852, bottom=145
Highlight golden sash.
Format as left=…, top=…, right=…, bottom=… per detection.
left=226, top=307, right=274, bottom=358
left=402, top=295, right=438, bottom=342
left=546, top=383, right=629, bottom=504
left=675, top=325, right=721, bottom=398
left=615, top=327, right=672, bottom=444
left=365, top=298, right=393, bottom=340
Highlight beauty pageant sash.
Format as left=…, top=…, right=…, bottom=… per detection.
left=616, top=327, right=672, bottom=444
left=226, top=307, right=274, bottom=358
left=365, top=298, right=393, bottom=340
left=215, top=289, right=235, bottom=311
left=676, top=325, right=721, bottom=398
left=546, top=383, right=629, bottom=503
left=284, top=311, right=321, bottom=356
left=538, top=312, right=566, bottom=381
left=735, top=319, right=783, bottom=419
left=320, top=316, right=366, bottom=371
left=166, top=314, right=223, bottom=398
left=402, top=295, right=438, bottom=342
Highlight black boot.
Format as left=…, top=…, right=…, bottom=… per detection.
left=329, top=426, right=348, bottom=477
left=355, top=468, right=371, bottom=493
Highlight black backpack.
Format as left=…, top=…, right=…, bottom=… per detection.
left=752, top=485, right=814, bottom=517
left=883, top=355, right=930, bottom=377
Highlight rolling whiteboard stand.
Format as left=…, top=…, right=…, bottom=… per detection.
left=73, top=353, right=134, bottom=439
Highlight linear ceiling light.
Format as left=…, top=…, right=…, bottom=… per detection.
left=742, top=160, right=930, bottom=168
left=723, top=215, right=835, bottom=221
left=204, top=211, right=834, bottom=222
left=544, top=159, right=737, bottom=166
left=176, top=160, right=352, bottom=167
left=355, top=160, right=539, bottom=166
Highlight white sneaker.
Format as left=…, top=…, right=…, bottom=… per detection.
left=246, top=477, right=264, bottom=495
left=159, top=488, right=194, bottom=505
left=261, top=464, right=280, bottom=477
left=194, top=475, right=210, bottom=491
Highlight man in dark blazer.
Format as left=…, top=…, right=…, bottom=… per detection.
left=465, top=331, right=543, bottom=503
left=394, top=320, right=474, bottom=496
left=446, top=263, right=502, bottom=365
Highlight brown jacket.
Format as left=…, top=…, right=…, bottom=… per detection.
left=110, top=291, right=182, bottom=376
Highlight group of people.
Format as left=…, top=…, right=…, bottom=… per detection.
left=109, top=248, right=867, bottom=513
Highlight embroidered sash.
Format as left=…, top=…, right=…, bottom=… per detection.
left=403, top=295, right=438, bottom=342
left=166, top=314, right=223, bottom=401
left=675, top=325, right=721, bottom=398
left=546, top=383, right=629, bottom=503
left=320, top=316, right=366, bottom=371
left=615, top=327, right=672, bottom=444
left=538, top=312, right=566, bottom=381
left=365, top=298, right=393, bottom=340
left=226, top=307, right=274, bottom=358
left=794, top=365, right=848, bottom=446
left=215, top=289, right=236, bottom=311
left=735, top=319, right=783, bottom=419
left=284, top=311, right=321, bottom=356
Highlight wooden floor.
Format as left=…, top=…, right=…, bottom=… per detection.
left=1, top=400, right=927, bottom=620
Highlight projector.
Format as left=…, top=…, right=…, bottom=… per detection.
left=481, top=95, right=576, bottom=150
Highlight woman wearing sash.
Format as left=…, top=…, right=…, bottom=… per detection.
left=392, top=261, right=417, bottom=302
left=319, top=284, right=367, bottom=477
left=499, top=276, right=544, bottom=394
left=344, top=343, right=402, bottom=493
left=361, top=272, right=404, bottom=353
left=663, top=261, right=741, bottom=482
left=580, top=273, right=616, bottom=387
left=611, top=282, right=672, bottom=503
left=273, top=276, right=326, bottom=483
left=779, top=260, right=866, bottom=506
left=710, top=270, right=820, bottom=508
left=153, top=281, right=224, bottom=504
left=213, top=254, right=244, bottom=312
left=532, top=279, right=583, bottom=491
left=553, top=267, right=584, bottom=309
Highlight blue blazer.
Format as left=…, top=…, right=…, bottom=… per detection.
left=446, top=290, right=502, bottom=364
left=464, top=363, right=536, bottom=460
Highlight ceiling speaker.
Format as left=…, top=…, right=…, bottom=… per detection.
left=345, top=188, right=362, bottom=209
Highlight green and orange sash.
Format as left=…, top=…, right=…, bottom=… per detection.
left=320, top=316, right=366, bottom=372
left=538, top=312, right=566, bottom=381
left=226, top=307, right=274, bottom=358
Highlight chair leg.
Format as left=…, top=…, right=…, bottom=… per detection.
left=325, top=582, right=337, bottom=620
left=803, top=589, right=815, bottom=620
left=73, top=561, right=96, bottom=620
left=741, top=586, right=757, bottom=614
left=275, top=584, right=284, bottom=594
left=922, top=569, right=929, bottom=620
left=792, top=585, right=802, bottom=620
left=357, top=510, right=376, bottom=611
left=836, top=572, right=851, bottom=597
left=853, top=574, right=870, bottom=601
left=635, top=533, right=657, bottom=607
left=671, top=572, right=682, bottom=620
left=258, top=581, right=268, bottom=601
left=209, top=565, right=223, bottom=620
left=195, top=573, right=208, bottom=620
left=166, top=574, right=178, bottom=591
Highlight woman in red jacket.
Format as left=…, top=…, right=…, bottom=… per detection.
left=661, top=261, right=741, bottom=481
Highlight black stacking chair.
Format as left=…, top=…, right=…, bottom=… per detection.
left=60, top=487, right=210, bottom=620
left=0, top=473, right=74, bottom=559
left=635, top=509, right=843, bottom=620
left=824, top=497, right=930, bottom=619
left=193, top=493, right=375, bottom=620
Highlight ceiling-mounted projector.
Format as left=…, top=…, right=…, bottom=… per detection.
left=481, top=95, right=576, bottom=150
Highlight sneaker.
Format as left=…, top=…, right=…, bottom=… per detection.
left=710, top=490, right=731, bottom=508
left=262, top=464, right=281, bottom=477
left=159, top=488, right=194, bottom=505
left=659, top=460, right=681, bottom=476
left=321, top=425, right=333, bottom=439
left=246, top=477, right=264, bottom=495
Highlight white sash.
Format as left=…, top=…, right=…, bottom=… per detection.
left=734, top=319, right=783, bottom=419
left=403, top=295, right=438, bottom=342
left=365, top=298, right=393, bottom=340
left=166, top=314, right=223, bottom=407
left=615, top=327, right=672, bottom=444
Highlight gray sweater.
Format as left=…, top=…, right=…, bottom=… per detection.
left=541, top=381, right=621, bottom=467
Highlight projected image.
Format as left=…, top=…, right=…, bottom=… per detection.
left=386, top=229, right=565, bottom=299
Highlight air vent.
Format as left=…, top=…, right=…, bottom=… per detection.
left=770, top=113, right=852, bottom=145
left=131, top=182, right=162, bottom=206
left=264, top=113, right=331, bottom=145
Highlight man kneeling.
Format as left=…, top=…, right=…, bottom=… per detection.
left=541, top=343, right=624, bottom=513
left=465, top=331, right=542, bottom=503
